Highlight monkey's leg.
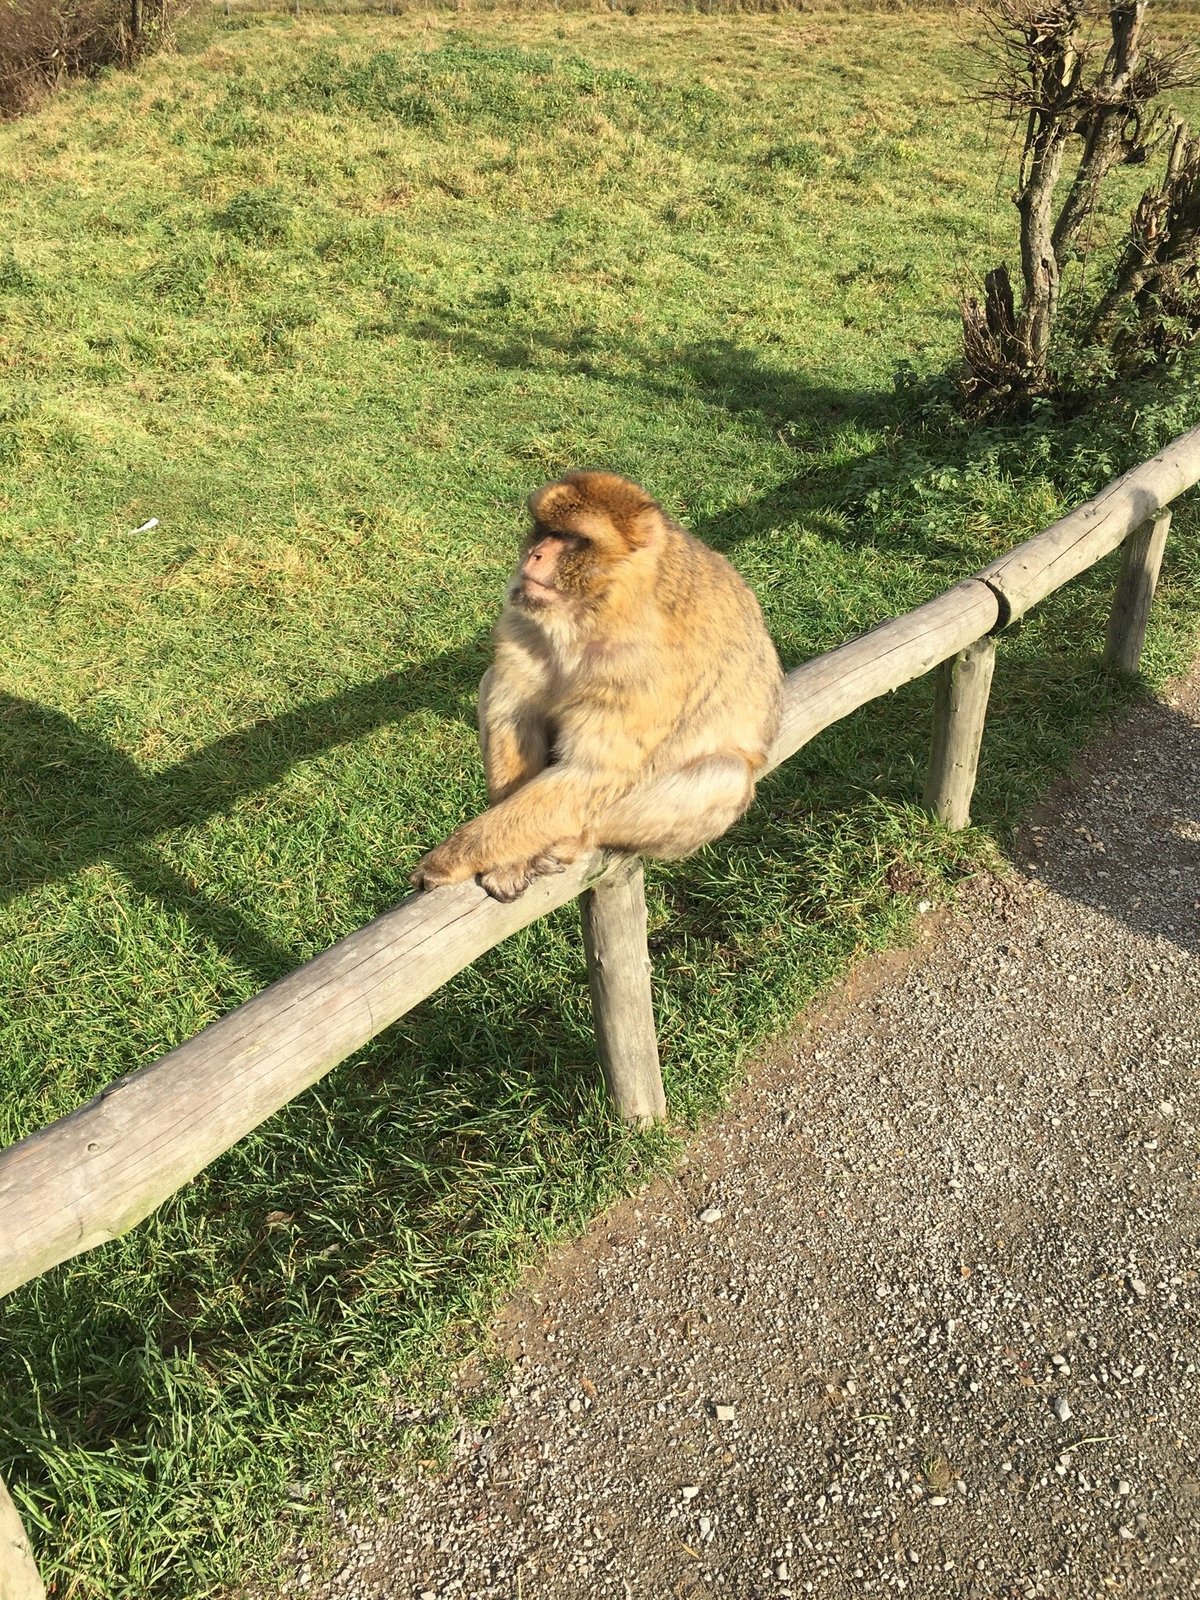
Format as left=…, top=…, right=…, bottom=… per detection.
left=410, top=756, right=757, bottom=899
left=598, top=754, right=756, bottom=859
left=410, top=767, right=613, bottom=896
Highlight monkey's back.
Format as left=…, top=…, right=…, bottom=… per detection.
left=644, top=524, right=782, bottom=773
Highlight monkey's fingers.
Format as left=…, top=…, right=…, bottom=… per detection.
left=410, top=848, right=476, bottom=892
left=529, top=849, right=571, bottom=876
left=478, top=863, right=535, bottom=902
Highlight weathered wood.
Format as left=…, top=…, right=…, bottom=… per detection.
left=924, top=636, right=998, bottom=829
left=1104, top=510, right=1171, bottom=674
left=0, top=1476, right=43, bottom=1600
left=764, top=579, right=1001, bottom=775
left=580, top=859, right=665, bottom=1126
left=979, top=425, right=1200, bottom=624
left=0, top=851, right=621, bottom=1298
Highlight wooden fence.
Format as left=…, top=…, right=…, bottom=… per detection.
left=1, top=424, right=1199, bottom=1597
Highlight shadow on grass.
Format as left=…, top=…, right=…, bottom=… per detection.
left=398, top=307, right=1185, bottom=577
left=405, top=312, right=907, bottom=536
left=0, top=640, right=489, bottom=986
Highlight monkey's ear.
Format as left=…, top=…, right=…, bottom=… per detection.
left=618, top=503, right=664, bottom=550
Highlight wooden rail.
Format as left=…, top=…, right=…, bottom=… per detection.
left=0, top=422, right=1198, bottom=1598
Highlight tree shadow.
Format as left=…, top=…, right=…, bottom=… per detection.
left=403, top=309, right=906, bottom=547
left=399, top=302, right=1165, bottom=573
left=0, top=638, right=487, bottom=987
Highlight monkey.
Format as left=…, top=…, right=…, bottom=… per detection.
left=410, top=470, right=783, bottom=903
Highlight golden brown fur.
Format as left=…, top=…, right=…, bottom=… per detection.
left=411, top=470, right=783, bottom=901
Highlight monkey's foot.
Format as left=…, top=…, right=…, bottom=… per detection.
left=478, top=848, right=575, bottom=903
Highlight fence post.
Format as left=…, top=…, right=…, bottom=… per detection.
left=924, top=635, right=997, bottom=829
left=0, top=1475, right=44, bottom=1600
left=580, top=858, right=666, bottom=1125
left=1104, top=510, right=1171, bottom=675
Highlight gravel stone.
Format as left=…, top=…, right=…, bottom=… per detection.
left=276, top=669, right=1200, bottom=1597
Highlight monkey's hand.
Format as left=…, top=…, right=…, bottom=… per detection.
left=412, top=832, right=581, bottom=901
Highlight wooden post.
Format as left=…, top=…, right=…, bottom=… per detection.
left=0, top=1475, right=44, bottom=1600
left=924, top=635, right=997, bottom=829
left=1104, top=510, right=1170, bottom=674
left=580, top=858, right=666, bottom=1125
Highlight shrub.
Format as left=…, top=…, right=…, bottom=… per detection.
left=0, top=0, right=191, bottom=118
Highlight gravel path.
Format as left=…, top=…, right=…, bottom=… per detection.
left=294, top=666, right=1200, bottom=1600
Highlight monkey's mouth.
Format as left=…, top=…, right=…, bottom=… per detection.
left=518, top=577, right=560, bottom=605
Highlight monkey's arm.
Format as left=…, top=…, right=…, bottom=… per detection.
left=477, top=654, right=551, bottom=803
left=415, top=672, right=680, bottom=901
left=411, top=763, right=613, bottom=884
left=410, top=726, right=659, bottom=902
left=411, top=744, right=757, bottom=902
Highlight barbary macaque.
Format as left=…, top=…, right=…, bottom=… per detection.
left=411, top=471, right=783, bottom=902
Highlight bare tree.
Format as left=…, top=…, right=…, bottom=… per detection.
left=1091, top=119, right=1200, bottom=358
left=961, top=0, right=1200, bottom=408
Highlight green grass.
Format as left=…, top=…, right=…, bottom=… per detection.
left=1, top=9, right=1198, bottom=1597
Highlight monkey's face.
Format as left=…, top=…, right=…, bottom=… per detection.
left=513, top=530, right=601, bottom=610
left=514, top=472, right=662, bottom=616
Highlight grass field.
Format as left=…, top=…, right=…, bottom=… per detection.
left=1, top=7, right=1198, bottom=1596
